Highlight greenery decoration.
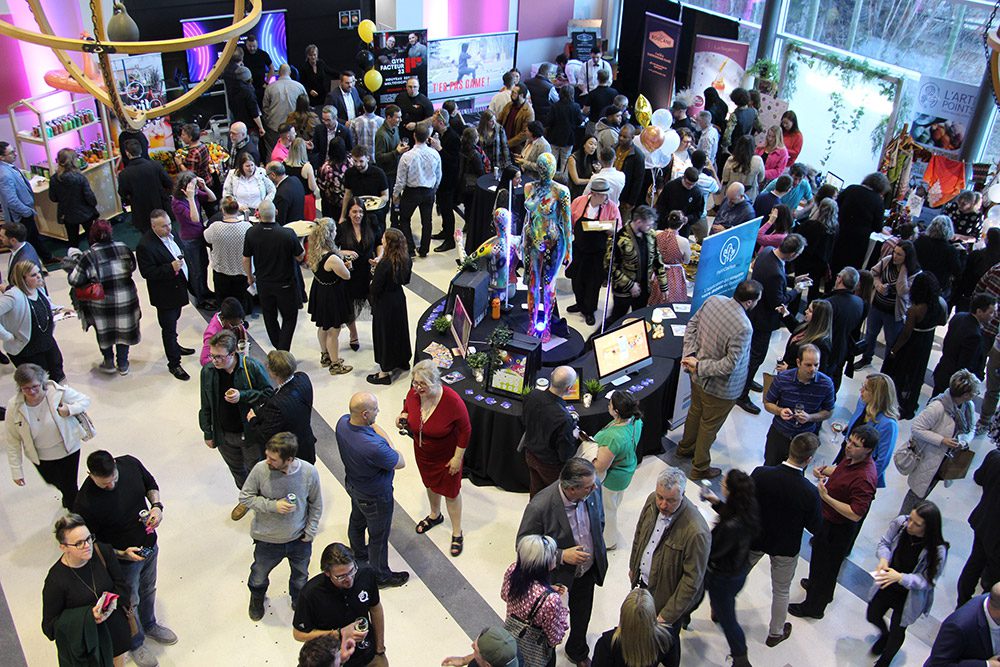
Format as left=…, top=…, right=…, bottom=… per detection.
left=747, top=58, right=780, bottom=81
left=432, top=315, right=452, bottom=334
left=466, top=351, right=489, bottom=371
left=583, top=378, right=604, bottom=395
left=485, top=323, right=513, bottom=368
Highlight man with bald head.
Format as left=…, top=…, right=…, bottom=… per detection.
left=336, top=392, right=409, bottom=588
left=225, top=121, right=260, bottom=178
left=521, top=366, right=582, bottom=496
left=712, top=181, right=755, bottom=233
left=262, top=63, right=307, bottom=160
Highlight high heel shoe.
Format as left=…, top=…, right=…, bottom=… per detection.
left=350, top=339, right=360, bottom=352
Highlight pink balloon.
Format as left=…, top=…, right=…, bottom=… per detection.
left=640, top=126, right=664, bottom=153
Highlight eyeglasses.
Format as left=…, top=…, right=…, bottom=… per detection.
left=209, top=353, right=233, bottom=362
left=330, top=563, right=358, bottom=582
left=63, top=534, right=95, bottom=549
left=20, top=383, right=43, bottom=394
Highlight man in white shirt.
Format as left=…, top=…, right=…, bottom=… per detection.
left=583, top=147, right=625, bottom=204
left=577, top=46, right=612, bottom=96
left=696, top=111, right=720, bottom=166
left=392, top=125, right=442, bottom=257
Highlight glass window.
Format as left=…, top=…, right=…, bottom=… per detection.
left=681, top=0, right=765, bottom=25
left=981, top=108, right=1000, bottom=164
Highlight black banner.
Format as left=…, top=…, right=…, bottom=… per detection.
left=375, top=29, right=429, bottom=106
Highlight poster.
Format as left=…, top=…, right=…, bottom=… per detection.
left=690, top=217, right=763, bottom=312
left=571, top=30, right=598, bottom=60
left=638, top=13, right=682, bottom=112
left=689, top=36, right=749, bottom=112
left=910, top=75, right=978, bottom=157
left=109, top=53, right=174, bottom=154
left=426, top=32, right=517, bottom=101
left=375, top=30, right=429, bottom=106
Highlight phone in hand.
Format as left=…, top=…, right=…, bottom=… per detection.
left=137, top=546, right=154, bottom=559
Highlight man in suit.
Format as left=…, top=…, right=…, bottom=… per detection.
left=825, top=267, right=866, bottom=393
left=1, top=221, right=43, bottom=276
left=429, top=109, right=461, bottom=252
left=748, top=433, right=822, bottom=647
left=933, top=293, right=997, bottom=395
left=520, top=366, right=581, bottom=497
left=136, top=209, right=195, bottom=380
left=325, top=70, right=364, bottom=124
left=924, top=583, right=1000, bottom=667
left=957, top=445, right=1000, bottom=607
left=118, top=139, right=173, bottom=233
left=522, top=63, right=557, bottom=125
left=0, top=141, right=54, bottom=264
left=310, top=106, right=354, bottom=171
left=677, top=280, right=760, bottom=480
left=517, top=458, right=606, bottom=667
left=266, top=161, right=305, bottom=225
left=628, top=467, right=711, bottom=667
left=247, top=350, right=316, bottom=464
left=738, top=234, right=809, bottom=415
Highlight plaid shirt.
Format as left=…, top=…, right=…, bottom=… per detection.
left=683, top=295, right=753, bottom=400
left=977, top=264, right=1000, bottom=339
left=183, top=143, right=212, bottom=182
left=393, top=143, right=441, bottom=198
left=349, top=112, right=384, bottom=160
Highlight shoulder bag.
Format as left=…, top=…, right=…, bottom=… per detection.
left=938, top=447, right=975, bottom=480
left=893, top=440, right=921, bottom=475
left=504, top=590, right=555, bottom=667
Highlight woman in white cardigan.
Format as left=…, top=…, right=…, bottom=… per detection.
left=0, top=260, right=65, bottom=382
left=898, top=369, right=977, bottom=515
left=6, top=363, right=91, bottom=509
left=222, top=152, right=275, bottom=213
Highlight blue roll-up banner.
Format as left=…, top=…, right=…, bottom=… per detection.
left=691, top=217, right=763, bottom=313
left=638, top=12, right=682, bottom=112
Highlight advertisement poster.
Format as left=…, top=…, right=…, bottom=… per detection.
left=638, top=13, right=682, bottom=112
left=426, top=32, right=517, bottom=101
left=691, top=217, right=763, bottom=312
left=375, top=30, right=429, bottom=105
left=109, top=53, right=174, bottom=154
left=689, top=36, right=749, bottom=112
left=910, top=75, right=978, bottom=156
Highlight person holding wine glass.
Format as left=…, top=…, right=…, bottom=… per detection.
left=761, top=344, right=835, bottom=466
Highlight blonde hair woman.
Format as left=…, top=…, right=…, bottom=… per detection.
left=284, top=137, right=321, bottom=220
left=835, top=373, right=900, bottom=491
left=755, top=125, right=789, bottom=181
left=0, top=260, right=65, bottom=381
left=593, top=588, right=672, bottom=666
left=306, top=220, right=357, bottom=374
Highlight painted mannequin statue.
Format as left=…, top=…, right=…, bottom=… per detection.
left=470, top=207, right=518, bottom=305
left=522, top=152, right=572, bottom=341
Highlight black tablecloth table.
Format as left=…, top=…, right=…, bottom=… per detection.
left=463, top=173, right=527, bottom=254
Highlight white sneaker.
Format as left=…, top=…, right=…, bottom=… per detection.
left=129, top=644, right=158, bottom=667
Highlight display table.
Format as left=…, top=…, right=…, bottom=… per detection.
left=463, top=173, right=528, bottom=254
left=413, top=292, right=692, bottom=492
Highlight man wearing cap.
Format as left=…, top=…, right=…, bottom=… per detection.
left=441, top=626, right=521, bottom=667
left=568, top=177, right=621, bottom=326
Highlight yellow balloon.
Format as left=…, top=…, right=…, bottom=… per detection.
left=358, top=19, right=376, bottom=44
left=364, top=68, right=383, bottom=92
left=635, top=94, right=652, bottom=128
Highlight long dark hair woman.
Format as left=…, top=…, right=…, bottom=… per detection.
left=858, top=239, right=920, bottom=370
left=721, top=134, right=765, bottom=201
left=566, top=135, right=600, bottom=200
left=367, top=228, right=412, bottom=385
left=458, top=127, right=489, bottom=218
left=318, top=137, right=351, bottom=221
left=48, top=147, right=98, bottom=249
left=700, top=468, right=760, bottom=667
left=477, top=109, right=510, bottom=171
left=337, top=197, right=383, bottom=321
left=866, top=501, right=948, bottom=667
left=703, top=87, right=728, bottom=130
left=501, top=534, right=568, bottom=667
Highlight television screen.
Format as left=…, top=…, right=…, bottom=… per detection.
left=450, top=295, right=472, bottom=357
left=181, top=10, right=287, bottom=82
left=593, top=319, right=653, bottom=383
left=426, top=32, right=517, bottom=101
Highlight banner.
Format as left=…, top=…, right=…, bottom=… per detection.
left=426, top=32, right=517, bottom=101
left=691, top=217, right=763, bottom=312
left=638, top=13, right=682, bottom=112
left=910, top=75, right=978, bottom=157
left=109, top=53, right=174, bottom=154
left=689, top=36, right=749, bottom=112
left=375, top=30, right=429, bottom=106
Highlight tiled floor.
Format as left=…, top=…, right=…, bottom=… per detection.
left=0, top=230, right=989, bottom=666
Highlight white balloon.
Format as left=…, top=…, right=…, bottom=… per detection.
left=988, top=183, right=1000, bottom=204
left=651, top=108, right=673, bottom=131
left=659, top=129, right=680, bottom=156
left=988, top=204, right=1000, bottom=222
left=645, top=148, right=672, bottom=169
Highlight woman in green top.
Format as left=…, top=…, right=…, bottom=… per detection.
left=593, top=391, right=643, bottom=550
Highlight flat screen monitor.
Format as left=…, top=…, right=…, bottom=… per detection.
left=181, top=10, right=287, bottom=82
left=426, top=31, right=517, bottom=101
left=825, top=172, right=845, bottom=191
left=450, top=294, right=472, bottom=358
left=593, top=319, right=653, bottom=386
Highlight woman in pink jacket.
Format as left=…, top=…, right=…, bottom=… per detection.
left=756, top=125, right=790, bottom=181
left=200, top=297, right=249, bottom=365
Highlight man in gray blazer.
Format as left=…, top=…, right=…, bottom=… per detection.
left=517, top=458, right=606, bottom=667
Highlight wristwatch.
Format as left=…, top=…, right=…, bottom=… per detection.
left=150, top=502, right=164, bottom=510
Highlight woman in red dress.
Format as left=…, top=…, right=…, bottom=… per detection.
left=397, top=359, right=471, bottom=556
left=648, top=210, right=691, bottom=305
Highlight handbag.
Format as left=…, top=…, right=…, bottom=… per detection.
left=937, top=447, right=975, bottom=480
left=75, top=412, right=96, bottom=441
left=893, top=441, right=921, bottom=475
left=73, top=282, right=105, bottom=302
left=504, top=591, right=555, bottom=667
left=93, top=543, right=139, bottom=638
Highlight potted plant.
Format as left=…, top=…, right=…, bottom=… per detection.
left=746, top=58, right=779, bottom=95
left=466, top=351, right=489, bottom=383
left=582, top=378, right=603, bottom=408
left=432, top=315, right=452, bottom=335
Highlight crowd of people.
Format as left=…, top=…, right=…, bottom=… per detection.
left=2, top=32, right=1000, bottom=667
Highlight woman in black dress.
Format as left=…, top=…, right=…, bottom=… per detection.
left=884, top=272, right=947, bottom=419
left=42, top=514, right=131, bottom=666
left=306, top=220, right=355, bottom=375
left=337, top=197, right=383, bottom=323
left=368, top=228, right=412, bottom=385
left=48, top=148, right=99, bottom=250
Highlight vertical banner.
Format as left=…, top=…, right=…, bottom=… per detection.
left=638, top=13, right=682, bottom=112
left=375, top=30, right=429, bottom=106
left=910, top=75, right=978, bottom=157
left=689, top=36, right=749, bottom=112
left=691, top=217, right=762, bottom=312
left=109, top=53, right=174, bottom=154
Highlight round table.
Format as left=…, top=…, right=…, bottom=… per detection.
left=463, top=174, right=528, bottom=255
left=413, top=294, right=691, bottom=492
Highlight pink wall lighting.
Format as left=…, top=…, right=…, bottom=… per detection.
left=517, top=0, right=573, bottom=41
left=449, top=0, right=511, bottom=37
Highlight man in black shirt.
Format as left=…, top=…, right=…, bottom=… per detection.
left=654, top=168, right=705, bottom=235
left=430, top=109, right=461, bottom=252
left=520, top=366, right=580, bottom=497
left=393, top=77, right=434, bottom=142
left=75, top=450, right=176, bottom=666
left=243, top=200, right=305, bottom=351
left=293, top=543, right=387, bottom=666
left=242, top=34, right=274, bottom=106
left=582, top=68, right=617, bottom=125
left=342, top=145, right=389, bottom=231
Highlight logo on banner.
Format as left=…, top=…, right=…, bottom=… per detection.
left=918, top=82, right=940, bottom=111
left=649, top=31, right=676, bottom=49
left=720, top=237, right=740, bottom=264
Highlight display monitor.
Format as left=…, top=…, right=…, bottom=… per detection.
left=450, top=295, right=473, bottom=358
left=593, top=319, right=653, bottom=386
left=181, top=10, right=287, bottom=82
left=825, top=172, right=845, bottom=191
left=426, top=31, right=517, bottom=101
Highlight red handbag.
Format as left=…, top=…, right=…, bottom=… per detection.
left=74, top=282, right=105, bottom=301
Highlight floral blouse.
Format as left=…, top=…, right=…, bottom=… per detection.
left=318, top=158, right=351, bottom=207
left=500, top=563, right=568, bottom=647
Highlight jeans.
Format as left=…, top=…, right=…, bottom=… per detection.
left=866, top=586, right=908, bottom=667
left=99, top=344, right=130, bottom=367
left=248, top=537, right=313, bottom=604
left=119, top=543, right=159, bottom=650
left=763, top=422, right=795, bottom=466
left=155, top=306, right=183, bottom=367
left=34, top=450, right=80, bottom=510
left=397, top=186, right=435, bottom=254
left=257, top=282, right=299, bottom=351
left=347, top=489, right=395, bottom=580
left=178, top=237, right=211, bottom=303
left=552, top=145, right=572, bottom=176
left=706, top=568, right=749, bottom=658
left=748, top=551, right=798, bottom=637
left=862, top=305, right=902, bottom=363
left=217, top=431, right=258, bottom=489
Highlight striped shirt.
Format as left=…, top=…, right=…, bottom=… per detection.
left=764, top=368, right=836, bottom=437
left=349, top=112, right=384, bottom=160
left=393, top=143, right=442, bottom=197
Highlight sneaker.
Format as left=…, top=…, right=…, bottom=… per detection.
left=249, top=595, right=265, bottom=621
left=129, top=644, right=158, bottom=667
left=231, top=503, right=249, bottom=521
left=98, top=359, right=117, bottom=374
left=329, top=360, right=353, bottom=375
left=377, top=571, right=410, bottom=588
left=765, top=622, right=792, bottom=647
left=144, top=623, right=177, bottom=645
left=117, top=362, right=130, bottom=376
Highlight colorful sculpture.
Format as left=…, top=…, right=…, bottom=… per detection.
left=470, top=207, right=518, bottom=305
left=522, top=153, right=572, bottom=341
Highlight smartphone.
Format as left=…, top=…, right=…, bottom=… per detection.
left=137, top=546, right=154, bottom=559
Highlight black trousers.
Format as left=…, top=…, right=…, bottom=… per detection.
left=607, top=291, right=648, bottom=326
left=64, top=218, right=94, bottom=250
left=258, top=282, right=299, bottom=351
left=743, top=319, right=775, bottom=396
left=436, top=188, right=456, bottom=239
left=957, top=533, right=1000, bottom=605
left=570, top=252, right=604, bottom=317
left=866, top=586, right=908, bottom=667
left=214, top=271, right=250, bottom=313
left=156, top=306, right=182, bottom=367
left=763, top=423, right=794, bottom=466
left=397, top=186, right=435, bottom=254
left=10, top=343, right=65, bottom=383
left=566, top=567, right=597, bottom=662
left=19, top=214, right=52, bottom=260
left=802, top=519, right=858, bottom=613
left=35, top=450, right=80, bottom=510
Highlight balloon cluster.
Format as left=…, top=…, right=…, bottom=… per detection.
left=634, top=101, right=680, bottom=170
left=355, top=20, right=383, bottom=93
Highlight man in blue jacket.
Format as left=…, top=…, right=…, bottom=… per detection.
left=0, top=141, right=54, bottom=263
left=923, top=583, right=1000, bottom=666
